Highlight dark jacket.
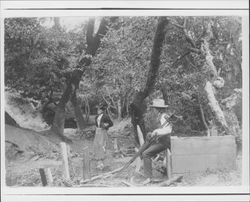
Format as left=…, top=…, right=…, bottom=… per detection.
left=95, top=113, right=113, bottom=130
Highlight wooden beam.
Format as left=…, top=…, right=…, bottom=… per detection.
left=80, top=166, right=123, bottom=184
left=60, top=142, right=70, bottom=180
left=135, top=148, right=141, bottom=172
left=137, top=125, right=145, bottom=146
left=136, top=125, right=145, bottom=172
left=45, top=168, right=53, bottom=185
left=39, top=168, right=48, bottom=186
left=121, top=181, right=135, bottom=187
left=114, top=138, right=119, bottom=153
left=82, top=147, right=90, bottom=180
left=167, top=149, right=172, bottom=179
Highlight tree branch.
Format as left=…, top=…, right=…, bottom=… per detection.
left=172, top=51, right=191, bottom=67
left=171, top=18, right=196, bottom=48
left=187, top=47, right=201, bottom=54
left=101, top=94, right=117, bottom=110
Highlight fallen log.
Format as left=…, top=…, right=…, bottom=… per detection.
left=121, top=181, right=135, bottom=187
left=80, top=166, right=124, bottom=184
left=158, top=175, right=183, bottom=186
left=62, top=179, right=74, bottom=187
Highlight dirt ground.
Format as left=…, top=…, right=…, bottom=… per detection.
left=5, top=120, right=242, bottom=187
left=4, top=91, right=242, bottom=187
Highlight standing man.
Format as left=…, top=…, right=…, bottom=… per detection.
left=142, top=99, right=173, bottom=180
left=93, top=102, right=113, bottom=169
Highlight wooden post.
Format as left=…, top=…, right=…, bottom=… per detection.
left=114, top=138, right=119, bottom=153
left=39, top=168, right=47, bottom=186
left=137, top=125, right=145, bottom=146
left=60, top=142, right=70, bottom=180
left=135, top=125, right=145, bottom=172
left=134, top=148, right=141, bottom=172
left=82, top=147, right=90, bottom=180
left=163, top=150, right=167, bottom=168
left=45, top=168, right=53, bottom=185
left=166, top=149, right=172, bottom=179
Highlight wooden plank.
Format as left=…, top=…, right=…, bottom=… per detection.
left=82, top=147, right=90, bottom=180
left=172, top=153, right=237, bottom=173
left=45, top=168, right=53, bottom=185
left=29, top=160, right=62, bottom=169
left=60, top=142, right=70, bottom=180
left=80, top=166, right=123, bottom=184
left=39, top=168, right=47, bottom=186
left=137, top=125, right=145, bottom=145
left=114, top=138, right=119, bottom=153
left=135, top=125, right=144, bottom=172
left=166, top=149, right=172, bottom=179
left=171, top=135, right=236, bottom=155
left=121, top=181, right=135, bottom=187
left=135, top=148, right=142, bottom=172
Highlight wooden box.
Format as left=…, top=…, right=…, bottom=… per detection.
left=170, top=135, right=237, bottom=174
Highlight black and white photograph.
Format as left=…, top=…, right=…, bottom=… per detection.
left=1, top=1, right=249, bottom=202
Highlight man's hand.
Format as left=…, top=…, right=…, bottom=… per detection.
left=146, top=132, right=152, bottom=141
left=151, top=130, right=159, bottom=137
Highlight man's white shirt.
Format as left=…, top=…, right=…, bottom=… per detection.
left=153, top=113, right=172, bottom=135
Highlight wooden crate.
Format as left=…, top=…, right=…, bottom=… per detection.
left=170, top=135, right=237, bottom=174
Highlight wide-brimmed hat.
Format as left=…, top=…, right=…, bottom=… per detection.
left=150, top=99, right=168, bottom=108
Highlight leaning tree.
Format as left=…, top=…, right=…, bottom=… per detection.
left=49, top=17, right=112, bottom=142
left=129, top=17, right=170, bottom=145
left=166, top=16, right=241, bottom=136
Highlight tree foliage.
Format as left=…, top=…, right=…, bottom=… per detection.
left=5, top=16, right=242, bottom=137
left=5, top=17, right=87, bottom=101
left=90, top=16, right=242, bottom=134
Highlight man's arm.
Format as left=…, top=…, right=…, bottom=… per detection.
left=152, top=125, right=172, bottom=136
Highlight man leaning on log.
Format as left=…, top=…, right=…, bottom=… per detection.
left=141, top=99, right=173, bottom=182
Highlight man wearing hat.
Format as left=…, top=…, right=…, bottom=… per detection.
left=93, top=102, right=113, bottom=169
left=142, top=98, right=173, bottom=180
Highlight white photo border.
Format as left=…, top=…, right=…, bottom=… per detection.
left=1, top=1, right=249, bottom=201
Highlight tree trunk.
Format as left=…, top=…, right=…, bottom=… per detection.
left=201, top=22, right=230, bottom=134
left=50, top=17, right=109, bottom=139
left=130, top=17, right=169, bottom=146
left=142, top=17, right=169, bottom=97
left=199, top=101, right=210, bottom=136
left=71, top=90, right=85, bottom=131
left=204, top=81, right=228, bottom=130
left=50, top=82, right=73, bottom=142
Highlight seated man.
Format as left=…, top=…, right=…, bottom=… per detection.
left=142, top=99, right=173, bottom=180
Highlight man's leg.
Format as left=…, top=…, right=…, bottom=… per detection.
left=142, top=142, right=167, bottom=178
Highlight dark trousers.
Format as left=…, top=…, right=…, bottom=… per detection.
left=141, top=135, right=170, bottom=178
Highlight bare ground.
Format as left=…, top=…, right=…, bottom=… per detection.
left=5, top=120, right=242, bottom=187
left=5, top=91, right=242, bottom=187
